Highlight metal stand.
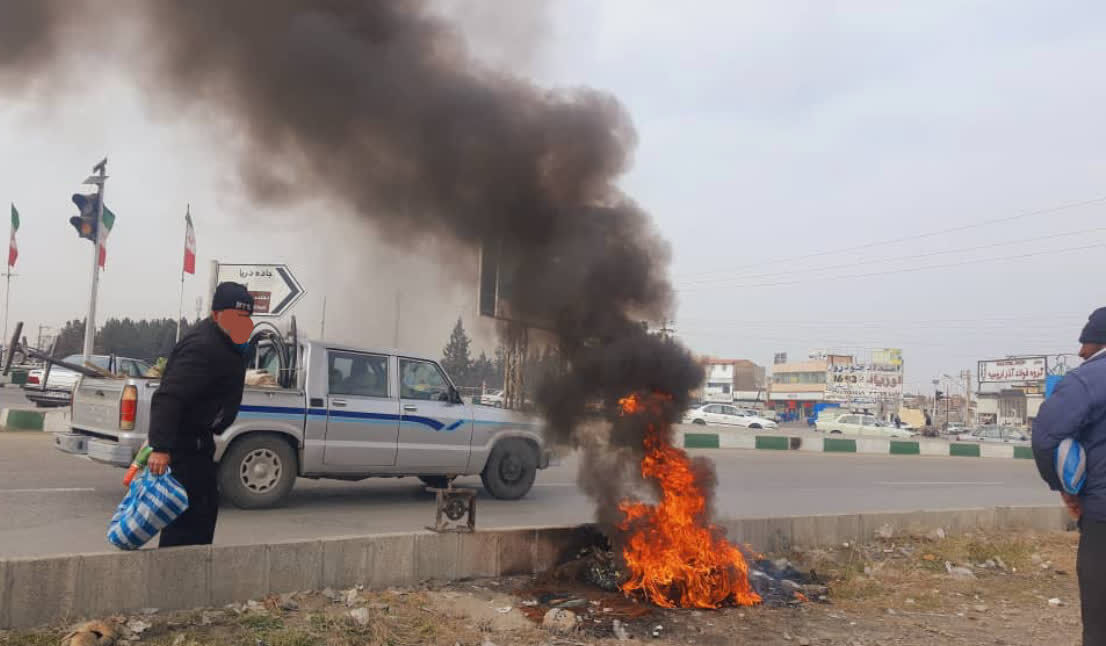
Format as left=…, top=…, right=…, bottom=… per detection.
left=426, top=486, right=476, bottom=533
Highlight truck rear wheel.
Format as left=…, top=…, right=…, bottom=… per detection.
left=219, top=434, right=297, bottom=509
left=481, top=438, right=537, bottom=500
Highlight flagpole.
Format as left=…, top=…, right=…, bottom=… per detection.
left=3, top=205, right=10, bottom=360
left=3, top=270, right=10, bottom=362
left=176, top=204, right=189, bottom=343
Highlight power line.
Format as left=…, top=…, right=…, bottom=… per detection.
left=674, top=194, right=1106, bottom=281
left=676, top=312, right=1089, bottom=325
left=679, top=225, right=1106, bottom=287
left=677, top=241, right=1106, bottom=291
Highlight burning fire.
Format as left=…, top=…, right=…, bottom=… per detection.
left=617, top=393, right=761, bottom=609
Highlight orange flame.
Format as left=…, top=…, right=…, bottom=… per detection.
left=616, top=393, right=761, bottom=609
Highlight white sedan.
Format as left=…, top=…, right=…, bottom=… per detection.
left=479, top=389, right=504, bottom=407
left=24, top=354, right=151, bottom=408
left=683, top=404, right=779, bottom=430
left=814, top=413, right=916, bottom=438
left=956, top=426, right=1029, bottom=444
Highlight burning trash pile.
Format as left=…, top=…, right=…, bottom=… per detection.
left=520, top=391, right=822, bottom=626
left=615, top=392, right=761, bottom=609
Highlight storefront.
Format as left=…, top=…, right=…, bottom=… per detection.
left=766, top=390, right=823, bottom=420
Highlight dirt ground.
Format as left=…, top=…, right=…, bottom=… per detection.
left=0, top=529, right=1084, bottom=646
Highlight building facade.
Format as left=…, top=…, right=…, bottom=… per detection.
left=975, top=356, right=1049, bottom=428
left=769, top=349, right=905, bottom=419
left=768, top=358, right=830, bottom=417
left=699, top=358, right=767, bottom=404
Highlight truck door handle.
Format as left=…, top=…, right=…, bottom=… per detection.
left=331, top=400, right=347, bottom=408
left=403, top=405, right=417, bottom=412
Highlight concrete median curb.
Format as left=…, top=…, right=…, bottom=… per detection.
left=0, top=408, right=69, bottom=432
left=0, top=505, right=1071, bottom=630
left=680, top=430, right=1035, bottom=460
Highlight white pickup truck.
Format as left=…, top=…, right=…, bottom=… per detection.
left=55, top=333, right=551, bottom=508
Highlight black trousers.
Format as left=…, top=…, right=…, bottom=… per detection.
left=159, top=451, right=219, bottom=548
left=1079, top=519, right=1106, bottom=645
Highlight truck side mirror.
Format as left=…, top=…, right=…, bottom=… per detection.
left=449, top=386, right=463, bottom=405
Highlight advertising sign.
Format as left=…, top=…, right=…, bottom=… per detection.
left=824, top=350, right=904, bottom=402
left=978, top=356, right=1047, bottom=383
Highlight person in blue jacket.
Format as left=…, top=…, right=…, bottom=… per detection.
left=1032, top=306, right=1106, bottom=644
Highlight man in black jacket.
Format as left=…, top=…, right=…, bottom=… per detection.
left=147, top=282, right=253, bottom=547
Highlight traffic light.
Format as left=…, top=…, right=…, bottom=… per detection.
left=935, top=390, right=944, bottom=401
left=69, top=193, right=100, bottom=241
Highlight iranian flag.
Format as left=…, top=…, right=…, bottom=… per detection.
left=8, top=204, right=18, bottom=268
left=97, top=205, right=116, bottom=269
left=183, top=210, right=196, bottom=274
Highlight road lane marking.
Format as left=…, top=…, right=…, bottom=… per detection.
left=0, top=487, right=96, bottom=493
left=874, top=481, right=1003, bottom=486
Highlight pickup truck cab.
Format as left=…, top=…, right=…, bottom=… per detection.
left=56, top=335, right=550, bottom=508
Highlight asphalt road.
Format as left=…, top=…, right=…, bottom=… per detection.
left=0, top=432, right=1057, bottom=558
left=0, top=386, right=38, bottom=411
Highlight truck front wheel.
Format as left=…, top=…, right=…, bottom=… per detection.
left=219, top=434, right=298, bottom=509
left=481, top=438, right=538, bottom=500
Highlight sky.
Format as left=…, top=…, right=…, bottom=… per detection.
left=1, top=1, right=1105, bottom=393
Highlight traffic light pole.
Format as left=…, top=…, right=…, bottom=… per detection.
left=82, top=159, right=107, bottom=363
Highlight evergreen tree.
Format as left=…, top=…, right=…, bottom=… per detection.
left=440, top=317, right=473, bottom=385
left=470, top=351, right=495, bottom=389
left=45, top=318, right=197, bottom=362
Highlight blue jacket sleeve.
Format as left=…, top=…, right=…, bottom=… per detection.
left=1032, top=373, right=1091, bottom=491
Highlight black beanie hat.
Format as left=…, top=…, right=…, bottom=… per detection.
left=1079, top=307, right=1106, bottom=345
left=212, top=282, right=254, bottom=315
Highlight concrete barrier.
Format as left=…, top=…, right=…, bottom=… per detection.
left=0, top=408, right=69, bottom=432
left=683, top=430, right=1034, bottom=460
left=0, top=505, right=1070, bottom=630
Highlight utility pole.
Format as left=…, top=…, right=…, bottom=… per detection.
left=961, top=369, right=972, bottom=424
left=82, top=159, right=108, bottom=362
left=320, top=295, right=328, bottom=339
left=931, top=378, right=939, bottom=420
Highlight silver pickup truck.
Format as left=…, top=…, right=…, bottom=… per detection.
left=55, top=335, right=550, bottom=508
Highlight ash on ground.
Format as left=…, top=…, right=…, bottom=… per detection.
left=528, top=542, right=826, bottom=614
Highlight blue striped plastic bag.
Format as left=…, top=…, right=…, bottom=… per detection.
left=107, top=468, right=189, bottom=550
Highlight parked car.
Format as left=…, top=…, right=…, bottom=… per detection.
left=956, top=425, right=1029, bottom=444
left=814, top=412, right=916, bottom=438
left=25, top=354, right=151, bottom=407
left=683, top=404, right=779, bottom=429
left=942, top=422, right=968, bottom=436
left=479, top=389, right=505, bottom=407
left=752, top=408, right=779, bottom=422
left=57, top=336, right=551, bottom=508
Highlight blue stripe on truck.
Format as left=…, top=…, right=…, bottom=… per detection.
left=240, top=404, right=460, bottom=432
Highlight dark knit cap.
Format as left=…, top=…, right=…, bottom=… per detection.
left=212, top=282, right=254, bottom=315
left=1079, top=307, right=1106, bottom=344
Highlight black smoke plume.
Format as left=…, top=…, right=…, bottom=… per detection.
left=1, top=0, right=706, bottom=530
